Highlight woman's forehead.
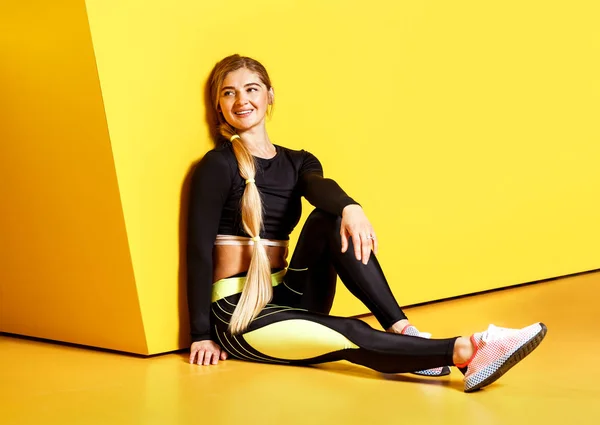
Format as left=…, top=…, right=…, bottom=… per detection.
left=222, top=68, right=263, bottom=87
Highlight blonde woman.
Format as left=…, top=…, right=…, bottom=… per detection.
left=186, top=54, right=547, bottom=392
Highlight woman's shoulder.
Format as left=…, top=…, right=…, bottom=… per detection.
left=192, top=143, right=236, bottom=180
left=276, top=144, right=319, bottom=163
left=201, top=142, right=237, bottom=164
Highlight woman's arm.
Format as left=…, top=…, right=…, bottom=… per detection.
left=298, top=151, right=358, bottom=216
left=299, top=151, right=377, bottom=265
left=187, top=150, right=232, bottom=362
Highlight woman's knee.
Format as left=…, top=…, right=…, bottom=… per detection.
left=304, top=208, right=341, bottom=232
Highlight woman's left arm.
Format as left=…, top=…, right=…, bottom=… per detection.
left=300, top=152, right=378, bottom=265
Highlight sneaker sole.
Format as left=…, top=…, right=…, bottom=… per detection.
left=464, top=323, right=547, bottom=393
left=411, top=365, right=451, bottom=377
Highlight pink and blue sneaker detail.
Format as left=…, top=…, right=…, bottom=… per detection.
left=458, top=322, right=547, bottom=392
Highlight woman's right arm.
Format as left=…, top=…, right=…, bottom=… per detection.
left=186, top=150, right=232, bottom=365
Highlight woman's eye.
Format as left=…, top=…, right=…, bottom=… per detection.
left=248, top=87, right=258, bottom=92
left=223, top=91, right=234, bottom=96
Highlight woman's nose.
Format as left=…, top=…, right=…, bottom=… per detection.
left=235, top=92, right=249, bottom=105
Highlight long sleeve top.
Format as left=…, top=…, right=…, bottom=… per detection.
left=186, top=142, right=358, bottom=342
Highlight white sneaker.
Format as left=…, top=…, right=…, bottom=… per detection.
left=402, top=324, right=451, bottom=377
left=463, top=322, right=547, bottom=392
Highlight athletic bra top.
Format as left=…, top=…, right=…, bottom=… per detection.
left=186, top=141, right=358, bottom=342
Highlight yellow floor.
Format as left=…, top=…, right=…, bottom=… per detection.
left=2, top=272, right=600, bottom=425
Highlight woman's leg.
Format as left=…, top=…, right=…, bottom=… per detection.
left=211, top=293, right=547, bottom=392
left=211, top=294, right=456, bottom=374
left=284, top=208, right=406, bottom=328
left=282, top=209, right=450, bottom=376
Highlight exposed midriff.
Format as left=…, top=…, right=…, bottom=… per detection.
left=212, top=244, right=289, bottom=283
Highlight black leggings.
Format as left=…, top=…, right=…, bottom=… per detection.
left=211, top=209, right=457, bottom=373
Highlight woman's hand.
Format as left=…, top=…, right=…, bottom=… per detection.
left=189, top=340, right=228, bottom=365
left=340, top=204, right=378, bottom=265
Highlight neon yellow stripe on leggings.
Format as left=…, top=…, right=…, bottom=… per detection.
left=243, top=319, right=359, bottom=361
left=211, top=269, right=287, bottom=303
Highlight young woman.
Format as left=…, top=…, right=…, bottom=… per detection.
left=186, top=54, right=547, bottom=392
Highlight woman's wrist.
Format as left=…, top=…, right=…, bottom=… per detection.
left=342, top=203, right=362, bottom=216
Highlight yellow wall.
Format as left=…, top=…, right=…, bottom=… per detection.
left=1, top=0, right=598, bottom=354
left=0, top=1, right=146, bottom=353
left=86, top=0, right=600, bottom=336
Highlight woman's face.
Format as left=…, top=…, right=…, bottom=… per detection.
left=218, top=68, right=273, bottom=132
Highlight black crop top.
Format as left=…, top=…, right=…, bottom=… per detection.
left=186, top=142, right=358, bottom=342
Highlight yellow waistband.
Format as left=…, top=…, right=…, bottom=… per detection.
left=211, top=269, right=287, bottom=303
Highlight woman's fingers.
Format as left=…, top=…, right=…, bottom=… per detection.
left=361, top=233, right=371, bottom=265
left=340, top=227, right=349, bottom=253
left=203, top=351, right=213, bottom=366
left=351, top=232, right=362, bottom=261
left=194, top=349, right=223, bottom=365
left=372, top=232, right=379, bottom=255
left=190, top=341, right=224, bottom=366
left=206, top=348, right=224, bottom=365
left=346, top=228, right=377, bottom=264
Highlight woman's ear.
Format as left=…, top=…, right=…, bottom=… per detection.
left=268, top=87, right=275, bottom=105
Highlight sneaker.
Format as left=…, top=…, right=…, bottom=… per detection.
left=462, top=322, right=547, bottom=392
left=402, top=324, right=451, bottom=377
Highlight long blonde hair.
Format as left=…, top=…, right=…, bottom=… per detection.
left=208, top=54, right=274, bottom=334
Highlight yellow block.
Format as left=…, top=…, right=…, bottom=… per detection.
left=0, top=1, right=146, bottom=353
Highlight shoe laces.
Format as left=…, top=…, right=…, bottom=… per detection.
left=479, top=324, right=515, bottom=343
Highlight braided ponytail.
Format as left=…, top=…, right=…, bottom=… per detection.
left=208, top=55, right=276, bottom=334
left=220, top=125, right=272, bottom=334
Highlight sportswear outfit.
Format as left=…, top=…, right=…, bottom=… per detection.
left=187, top=142, right=457, bottom=373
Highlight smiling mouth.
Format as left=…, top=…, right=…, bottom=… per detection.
left=234, top=110, right=253, bottom=117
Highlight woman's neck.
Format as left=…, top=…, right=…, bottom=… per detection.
left=238, top=127, right=276, bottom=159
